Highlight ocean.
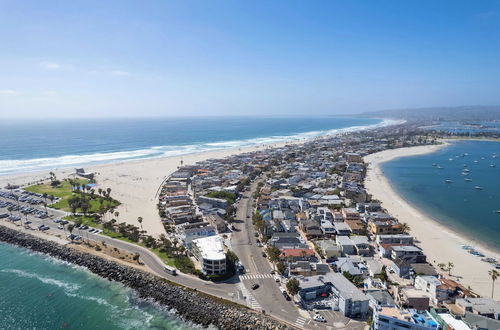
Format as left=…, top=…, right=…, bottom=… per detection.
left=0, top=242, right=196, bottom=330
left=0, top=116, right=387, bottom=329
left=0, top=117, right=386, bottom=176
left=381, top=140, right=500, bottom=252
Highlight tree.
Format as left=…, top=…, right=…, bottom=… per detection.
left=132, top=253, right=140, bottom=263
left=266, top=245, right=281, bottom=265
left=286, top=278, right=300, bottom=296
left=489, top=269, right=499, bottom=298
left=137, top=216, right=143, bottom=230
left=447, top=261, right=454, bottom=276
left=276, top=262, right=287, bottom=275
left=400, top=222, right=411, bottom=234
left=67, top=224, right=75, bottom=242
left=437, top=263, right=446, bottom=271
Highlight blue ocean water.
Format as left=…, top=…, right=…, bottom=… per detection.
left=0, top=242, right=195, bottom=330
left=0, top=117, right=385, bottom=175
left=381, top=140, right=500, bottom=251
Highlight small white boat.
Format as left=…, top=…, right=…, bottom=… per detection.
left=464, top=178, right=472, bottom=182
left=463, top=169, right=470, bottom=172
left=474, top=160, right=479, bottom=163
left=445, top=180, right=453, bottom=183
left=496, top=210, right=500, bottom=214
left=437, top=166, right=444, bottom=169
left=490, top=164, right=496, bottom=168
left=432, top=163, right=437, bottom=167
left=474, top=186, right=483, bottom=190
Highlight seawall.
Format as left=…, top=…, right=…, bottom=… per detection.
left=0, top=225, right=291, bottom=330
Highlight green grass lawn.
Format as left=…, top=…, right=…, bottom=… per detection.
left=25, top=179, right=119, bottom=213
left=25, top=178, right=87, bottom=199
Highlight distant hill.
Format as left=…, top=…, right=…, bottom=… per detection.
left=358, top=106, right=500, bottom=122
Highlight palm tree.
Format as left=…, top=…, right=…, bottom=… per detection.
left=137, top=216, right=143, bottom=230
left=98, top=188, right=103, bottom=196
left=114, top=211, right=120, bottom=224
left=447, top=261, right=454, bottom=276
left=489, top=269, right=499, bottom=298
left=400, top=222, right=411, bottom=234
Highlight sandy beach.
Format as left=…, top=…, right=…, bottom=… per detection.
left=0, top=142, right=294, bottom=238
left=364, top=144, right=500, bottom=300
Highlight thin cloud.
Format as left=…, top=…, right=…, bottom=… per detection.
left=111, top=70, right=131, bottom=76
left=40, top=62, right=61, bottom=70
left=0, top=89, right=21, bottom=95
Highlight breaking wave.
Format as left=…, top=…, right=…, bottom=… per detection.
left=0, top=119, right=401, bottom=175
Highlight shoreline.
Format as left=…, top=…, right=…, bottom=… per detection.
left=0, top=225, right=290, bottom=330
left=0, top=141, right=295, bottom=237
left=0, top=118, right=398, bottom=178
left=364, top=143, right=500, bottom=299
left=0, top=119, right=401, bottom=237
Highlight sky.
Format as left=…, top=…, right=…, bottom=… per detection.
left=1, top=0, right=500, bottom=118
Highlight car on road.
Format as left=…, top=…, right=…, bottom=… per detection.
left=251, top=284, right=259, bottom=290
left=261, top=252, right=267, bottom=258
left=313, top=313, right=326, bottom=323
left=274, top=276, right=280, bottom=282
left=38, top=225, right=50, bottom=231
left=57, top=225, right=64, bottom=229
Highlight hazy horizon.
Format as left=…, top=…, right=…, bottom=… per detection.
left=1, top=1, right=500, bottom=119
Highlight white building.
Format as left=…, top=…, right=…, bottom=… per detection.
left=191, top=236, right=227, bottom=275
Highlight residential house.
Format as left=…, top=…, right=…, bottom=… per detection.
left=376, top=234, right=414, bottom=245
left=297, top=273, right=370, bottom=318
left=455, top=298, right=500, bottom=320
left=336, top=236, right=356, bottom=255
left=415, top=276, right=468, bottom=305
left=391, top=246, right=426, bottom=263
left=316, top=239, right=342, bottom=261
left=334, top=222, right=352, bottom=236
left=351, top=236, right=371, bottom=256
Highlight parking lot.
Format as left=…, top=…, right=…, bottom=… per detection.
left=0, top=188, right=99, bottom=241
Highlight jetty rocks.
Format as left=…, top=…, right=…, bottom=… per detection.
left=0, top=226, right=291, bottom=330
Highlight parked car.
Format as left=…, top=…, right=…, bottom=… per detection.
left=251, top=284, right=259, bottom=290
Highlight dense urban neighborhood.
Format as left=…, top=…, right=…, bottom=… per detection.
left=2, top=122, right=500, bottom=329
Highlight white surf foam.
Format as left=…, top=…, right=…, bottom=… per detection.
left=0, top=119, right=401, bottom=176
left=1, top=268, right=81, bottom=292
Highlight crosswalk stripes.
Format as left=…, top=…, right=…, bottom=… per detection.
left=295, top=316, right=307, bottom=328
left=239, top=273, right=274, bottom=280
left=238, top=283, right=262, bottom=310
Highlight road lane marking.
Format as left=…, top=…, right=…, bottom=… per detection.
left=295, top=316, right=307, bottom=328
left=239, top=273, right=274, bottom=280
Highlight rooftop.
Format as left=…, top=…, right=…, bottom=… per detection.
left=192, top=236, right=226, bottom=261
